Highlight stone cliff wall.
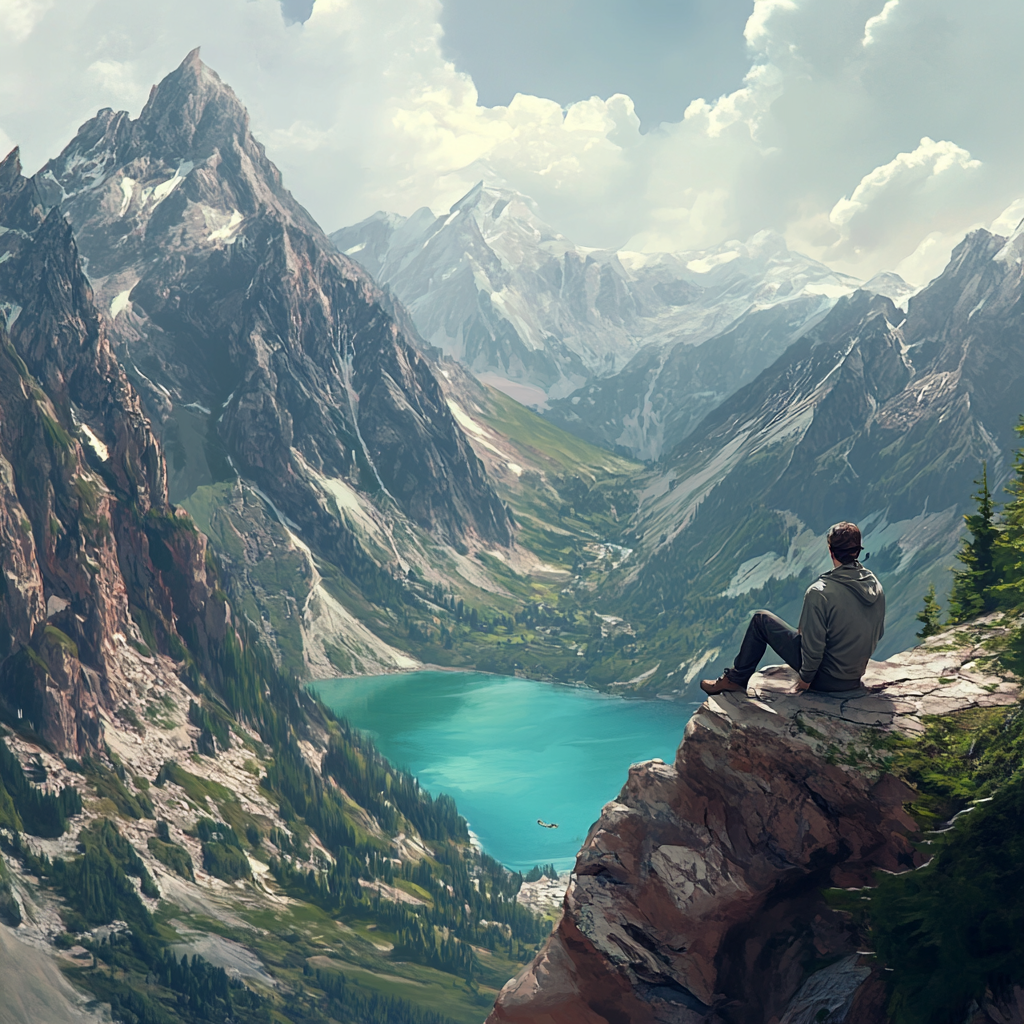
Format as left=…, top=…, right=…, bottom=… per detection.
left=0, top=147, right=226, bottom=754
left=489, top=626, right=1021, bottom=1024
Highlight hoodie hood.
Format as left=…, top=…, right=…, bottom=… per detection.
left=822, top=560, right=883, bottom=605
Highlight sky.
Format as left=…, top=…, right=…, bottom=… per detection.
left=1, top=0, right=1022, bottom=285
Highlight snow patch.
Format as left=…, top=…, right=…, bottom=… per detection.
left=246, top=483, right=301, bottom=531
left=151, top=161, right=194, bottom=206
left=80, top=423, right=110, bottom=461
left=683, top=648, right=722, bottom=685
left=321, top=474, right=385, bottom=542
left=119, top=177, right=135, bottom=217
left=446, top=399, right=506, bottom=457
left=110, top=289, right=133, bottom=318
left=208, top=210, right=243, bottom=243
left=686, top=250, right=741, bottom=274
left=446, top=398, right=487, bottom=438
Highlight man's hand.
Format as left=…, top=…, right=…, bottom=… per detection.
left=794, top=677, right=811, bottom=692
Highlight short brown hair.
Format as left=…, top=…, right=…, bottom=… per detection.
left=827, top=522, right=862, bottom=563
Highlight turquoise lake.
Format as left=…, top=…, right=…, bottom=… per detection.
left=312, top=672, right=698, bottom=873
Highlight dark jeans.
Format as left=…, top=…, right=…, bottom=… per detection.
left=725, top=611, right=802, bottom=685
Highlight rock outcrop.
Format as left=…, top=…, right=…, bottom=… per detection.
left=488, top=622, right=1021, bottom=1024
left=0, top=147, right=226, bottom=754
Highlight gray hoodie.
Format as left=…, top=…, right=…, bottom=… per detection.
left=798, top=561, right=885, bottom=691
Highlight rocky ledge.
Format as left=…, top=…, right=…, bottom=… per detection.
left=487, top=619, right=1022, bottom=1024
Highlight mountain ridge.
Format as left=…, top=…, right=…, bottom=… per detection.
left=1, top=145, right=227, bottom=754
left=330, top=183, right=868, bottom=440
left=27, top=50, right=527, bottom=677
left=611, top=224, right=1024, bottom=690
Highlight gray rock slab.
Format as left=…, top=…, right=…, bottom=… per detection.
left=0, top=923, right=108, bottom=1024
left=779, top=954, right=871, bottom=1024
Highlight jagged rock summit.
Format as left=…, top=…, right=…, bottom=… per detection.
left=34, top=49, right=513, bottom=552
left=488, top=620, right=1022, bottom=1024
left=21, top=50, right=522, bottom=676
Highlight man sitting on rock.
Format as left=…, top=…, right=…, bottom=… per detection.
left=701, top=522, right=885, bottom=695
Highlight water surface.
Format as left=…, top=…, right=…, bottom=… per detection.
left=313, top=671, right=697, bottom=872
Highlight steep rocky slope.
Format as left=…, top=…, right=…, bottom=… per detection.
left=544, top=272, right=914, bottom=461
left=1, top=144, right=547, bottom=1024
left=611, top=223, right=1024, bottom=682
left=545, top=298, right=830, bottom=460
left=0, top=147, right=226, bottom=754
left=29, top=51, right=514, bottom=674
left=488, top=620, right=1023, bottom=1024
left=332, top=185, right=863, bottom=415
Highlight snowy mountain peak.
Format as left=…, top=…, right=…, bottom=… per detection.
left=332, top=182, right=860, bottom=407
left=995, top=215, right=1024, bottom=267
left=861, top=270, right=916, bottom=308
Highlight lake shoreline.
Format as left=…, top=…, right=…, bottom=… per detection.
left=312, top=670, right=694, bottom=873
left=313, top=663, right=680, bottom=703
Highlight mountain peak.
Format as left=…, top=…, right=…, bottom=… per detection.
left=449, top=181, right=544, bottom=223
left=136, top=49, right=249, bottom=161
left=0, top=146, right=22, bottom=189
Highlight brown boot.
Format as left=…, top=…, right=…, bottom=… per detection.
left=700, top=674, right=744, bottom=695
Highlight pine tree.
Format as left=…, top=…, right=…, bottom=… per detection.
left=915, top=584, right=943, bottom=639
left=991, top=419, right=1024, bottom=673
left=947, top=462, right=1000, bottom=622
left=993, top=418, right=1024, bottom=605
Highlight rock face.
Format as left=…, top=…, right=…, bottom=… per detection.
left=488, top=623, right=1021, bottom=1024
left=545, top=298, right=831, bottom=460
left=331, top=185, right=863, bottom=422
left=34, top=50, right=512, bottom=553
left=22, top=50, right=516, bottom=674
left=622, top=224, right=1024, bottom=667
left=0, top=148, right=226, bottom=754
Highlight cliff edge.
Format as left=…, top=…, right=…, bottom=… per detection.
left=489, top=620, right=1022, bottom=1024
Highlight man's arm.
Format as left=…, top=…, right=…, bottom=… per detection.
left=798, top=588, right=828, bottom=685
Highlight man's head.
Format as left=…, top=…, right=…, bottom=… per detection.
left=827, top=521, right=862, bottom=564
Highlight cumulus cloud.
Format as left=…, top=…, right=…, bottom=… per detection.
left=825, top=138, right=982, bottom=268
left=0, top=0, right=1022, bottom=283
left=861, top=0, right=900, bottom=46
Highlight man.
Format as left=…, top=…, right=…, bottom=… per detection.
left=701, top=522, right=885, bottom=695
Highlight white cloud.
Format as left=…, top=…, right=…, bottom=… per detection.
left=894, top=230, right=967, bottom=288
left=0, top=0, right=55, bottom=44
left=824, top=137, right=982, bottom=274
left=744, top=0, right=798, bottom=45
left=830, top=138, right=981, bottom=231
left=86, top=59, right=144, bottom=103
left=0, top=0, right=1022, bottom=282
left=862, top=0, right=900, bottom=46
